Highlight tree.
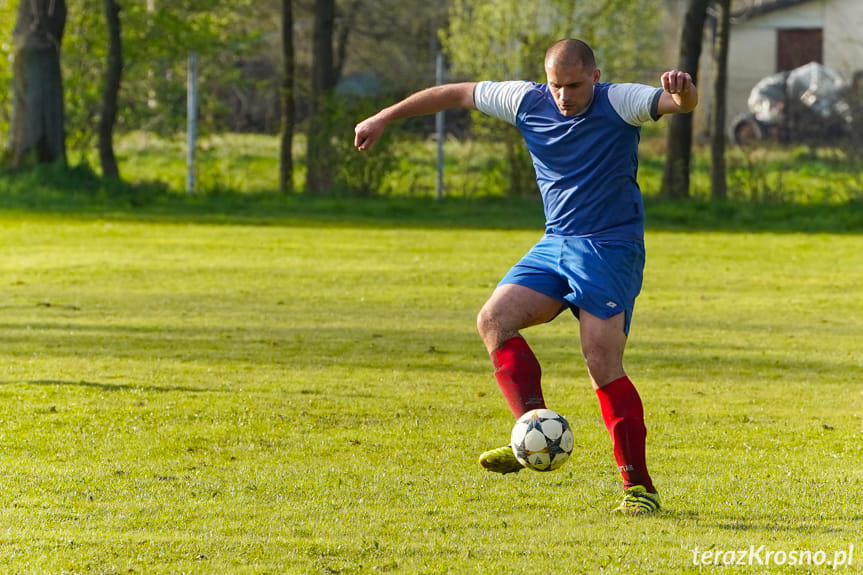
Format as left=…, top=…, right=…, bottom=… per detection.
left=304, top=0, right=335, bottom=194
left=280, top=0, right=294, bottom=192
left=99, top=0, right=123, bottom=179
left=8, top=0, right=68, bottom=166
left=57, top=0, right=266, bottom=159
left=661, top=0, right=708, bottom=198
left=710, top=0, right=730, bottom=200
left=0, top=1, right=16, bottom=139
left=300, top=0, right=453, bottom=195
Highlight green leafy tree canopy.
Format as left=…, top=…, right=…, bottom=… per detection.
left=443, top=0, right=664, bottom=85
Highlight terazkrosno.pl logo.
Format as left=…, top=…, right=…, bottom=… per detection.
left=691, top=544, right=854, bottom=568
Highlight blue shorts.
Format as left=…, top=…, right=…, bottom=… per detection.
left=498, top=235, right=645, bottom=335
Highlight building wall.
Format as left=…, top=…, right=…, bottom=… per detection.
left=696, top=0, right=862, bottom=139
left=824, top=0, right=863, bottom=74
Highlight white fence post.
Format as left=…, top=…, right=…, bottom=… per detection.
left=186, top=51, right=199, bottom=193
left=435, top=51, right=445, bottom=200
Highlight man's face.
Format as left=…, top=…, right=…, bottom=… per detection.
left=546, top=61, right=601, bottom=116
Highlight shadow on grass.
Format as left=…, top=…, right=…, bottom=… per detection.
left=658, top=509, right=861, bottom=536
left=1, top=163, right=861, bottom=233
left=0, top=378, right=213, bottom=394
left=708, top=517, right=863, bottom=535
left=25, top=379, right=211, bottom=393
left=1, top=320, right=857, bottom=383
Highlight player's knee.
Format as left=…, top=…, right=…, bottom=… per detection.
left=477, top=303, right=511, bottom=351
left=582, top=344, right=622, bottom=384
left=476, top=304, right=495, bottom=338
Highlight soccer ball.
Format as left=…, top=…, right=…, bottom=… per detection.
left=510, top=408, right=574, bottom=471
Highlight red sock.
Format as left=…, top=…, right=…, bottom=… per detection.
left=596, top=376, right=654, bottom=492
left=490, top=337, right=546, bottom=418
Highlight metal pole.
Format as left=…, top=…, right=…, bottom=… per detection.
left=186, top=51, right=198, bottom=193
left=435, top=51, right=445, bottom=200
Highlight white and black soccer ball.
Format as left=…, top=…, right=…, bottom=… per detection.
left=510, top=408, right=574, bottom=472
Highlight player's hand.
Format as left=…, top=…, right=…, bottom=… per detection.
left=661, top=70, right=693, bottom=95
left=658, top=70, right=697, bottom=114
left=354, top=116, right=386, bottom=151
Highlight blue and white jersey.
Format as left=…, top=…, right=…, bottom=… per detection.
left=474, top=81, right=663, bottom=241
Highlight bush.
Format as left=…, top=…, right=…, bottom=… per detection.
left=304, top=94, right=403, bottom=197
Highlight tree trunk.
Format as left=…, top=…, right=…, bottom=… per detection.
left=505, top=131, right=536, bottom=198
left=279, top=0, right=294, bottom=192
left=99, top=0, right=123, bottom=179
left=334, top=0, right=362, bottom=82
left=710, top=0, right=730, bottom=200
left=305, top=0, right=337, bottom=195
left=9, top=0, right=68, bottom=166
left=661, top=0, right=708, bottom=199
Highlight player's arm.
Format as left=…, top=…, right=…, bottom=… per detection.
left=354, top=82, right=478, bottom=151
left=656, top=70, right=698, bottom=115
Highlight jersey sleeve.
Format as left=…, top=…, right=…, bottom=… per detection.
left=607, top=83, right=664, bottom=126
left=473, top=81, right=533, bottom=126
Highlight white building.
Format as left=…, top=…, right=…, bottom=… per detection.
left=696, top=0, right=863, bottom=137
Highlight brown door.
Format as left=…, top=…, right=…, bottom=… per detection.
left=777, top=28, right=823, bottom=71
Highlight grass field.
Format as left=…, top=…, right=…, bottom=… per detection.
left=70, top=130, right=863, bottom=204
left=1, top=196, right=861, bottom=573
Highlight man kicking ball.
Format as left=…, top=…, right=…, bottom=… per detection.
left=354, top=38, right=697, bottom=514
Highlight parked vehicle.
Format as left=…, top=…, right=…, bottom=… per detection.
left=729, top=62, right=856, bottom=146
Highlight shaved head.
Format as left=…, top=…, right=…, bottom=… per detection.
left=545, top=39, right=596, bottom=71
left=544, top=39, right=601, bottom=116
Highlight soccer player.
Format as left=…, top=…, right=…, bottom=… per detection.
left=354, top=39, right=697, bottom=514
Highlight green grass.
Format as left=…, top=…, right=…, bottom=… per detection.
left=64, top=130, right=863, bottom=204
left=1, top=160, right=862, bottom=235
left=1, top=195, right=862, bottom=572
